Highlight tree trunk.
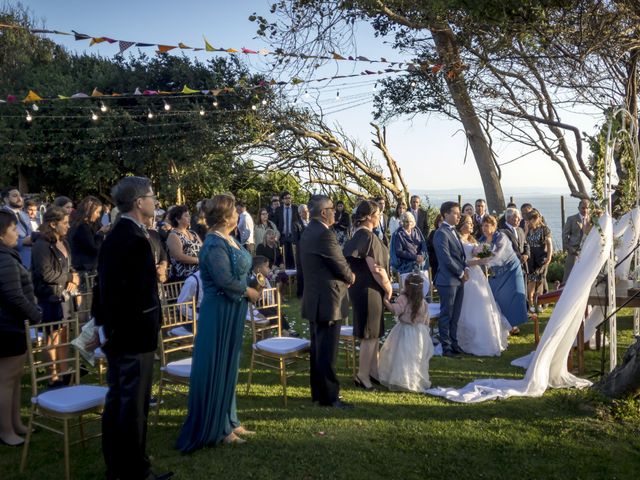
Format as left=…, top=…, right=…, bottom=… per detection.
left=431, top=22, right=505, bottom=213
left=593, top=337, right=640, bottom=398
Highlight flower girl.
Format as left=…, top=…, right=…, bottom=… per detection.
left=378, top=273, right=434, bottom=392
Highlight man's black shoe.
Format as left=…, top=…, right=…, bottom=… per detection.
left=321, top=400, right=354, bottom=409
left=442, top=350, right=459, bottom=358
left=145, top=471, right=174, bottom=480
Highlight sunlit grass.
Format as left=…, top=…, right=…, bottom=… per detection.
left=2, top=299, right=639, bottom=479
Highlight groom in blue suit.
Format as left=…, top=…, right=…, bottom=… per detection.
left=433, top=202, right=468, bottom=357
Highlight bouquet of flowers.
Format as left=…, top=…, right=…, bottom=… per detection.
left=472, top=243, right=494, bottom=259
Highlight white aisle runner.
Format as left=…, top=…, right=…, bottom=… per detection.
left=425, top=214, right=612, bottom=403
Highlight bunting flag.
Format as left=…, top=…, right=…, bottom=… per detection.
left=157, top=45, right=177, bottom=53
left=24, top=90, right=43, bottom=102
left=181, top=85, right=200, bottom=94
left=178, top=42, right=191, bottom=49
left=332, top=52, right=346, bottom=60
left=226, top=48, right=238, bottom=53
left=90, top=37, right=107, bottom=46
left=203, top=36, right=215, bottom=52
left=135, top=42, right=154, bottom=47
left=91, top=88, right=104, bottom=97
left=119, top=40, right=135, bottom=54
left=242, top=48, right=258, bottom=54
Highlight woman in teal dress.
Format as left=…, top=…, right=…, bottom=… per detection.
left=177, top=194, right=261, bottom=452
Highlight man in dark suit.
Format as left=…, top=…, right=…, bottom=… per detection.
left=500, top=207, right=529, bottom=277
left=274, top=191, right=299, bottom=269
left=408, top=195, right=430, bottom=239
left=95, top=176, right=172, bottom=480
left=300, top=195, right=354, bottom=408
left=433, top=201, right=468, bottom=357
left=293, top=204, right=310, bottom=298
left=472, top=198, right=488, bottom=239
left=373, top=196, right=390, bottom=246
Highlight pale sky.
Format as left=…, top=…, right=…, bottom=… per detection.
left=21, top=0, right=600, bottom=193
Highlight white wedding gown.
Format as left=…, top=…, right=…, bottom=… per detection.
left=457, top=242, right=510, bottom=356
left=425, top=214, right=612, bottom=402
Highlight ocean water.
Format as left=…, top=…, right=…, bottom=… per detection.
left=414, top=189, right=581, bottom=250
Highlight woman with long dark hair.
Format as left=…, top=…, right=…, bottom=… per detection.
left=69, top=195, right=109, bottom=272
left=32, top=206, right=80, bottom=388
left=342, top=200, right=392, bottom=390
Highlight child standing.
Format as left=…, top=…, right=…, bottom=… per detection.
left=379, top=273, right=433, bottom=392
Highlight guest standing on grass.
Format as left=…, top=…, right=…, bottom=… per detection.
left=177, top=194, right=261, bottom=451
left=300, top=195, right=355, bottom=408
left=68, top=196, right=109, bottom=273
left=343, top=200, right=392, bottom=391
left=95, top=176, right=172, bottom=480
left=0, top=211, right=41, bottom=447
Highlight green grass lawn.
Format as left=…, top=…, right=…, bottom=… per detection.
left=3, top=298, right=640, bottom=480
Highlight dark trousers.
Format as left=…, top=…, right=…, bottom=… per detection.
left=103, top=351, right=154, bottom=480
left=437, top=284, right=464, bottom=353
left=309, top=320, right=341, bottom=405
left=282, top=238, right=295, bottom=269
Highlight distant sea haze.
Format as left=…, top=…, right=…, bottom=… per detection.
left=414, top=188, right=581, bottom=250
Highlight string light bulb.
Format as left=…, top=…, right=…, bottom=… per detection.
left=251, top=104, right=257, bottom=111
left=25, top=111, right=32, bottom=122
left=100, top=102, right=108, bottom=112
left=336, top=91, right=340, bottom=101
left=410, top=81, right=417, bottom=87
left=147, top=110, right=154, bottom=119
left=261, top=99, right=267, bottom=106
left=32, top=104, right=39, bottom=111
left=212, top=100, right=219, bottom=107
left=199, top=108, right=205, bottom=116
left=91, top=110, right=99, bottom=121
left=163, top=101, right=171, bottom=111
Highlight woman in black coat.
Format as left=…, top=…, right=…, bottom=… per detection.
left=0, top=211, right=41, bottom=446
left=69, top=196, right=109, bottom=273
left=32, top=206, right=79, bottom=388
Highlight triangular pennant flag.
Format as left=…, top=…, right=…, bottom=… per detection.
left=332, top=52, right=346, bottom=60
left=119, top=41, right=135, bottom=54
left=356, top=56, right=371, bottom=62
left=103, top=37, right=117, bottom=44
left=143, top=90, right=158, bottom=95
left=226, top=48, right=239, bottom=53
left=135, top=42, right=154, bottom=47
left=134, top=88, right=142, bottom=95
left=72, top=30, right=90, bottom=40
left=157, top=45, right=177, bottom=53
left=182, top=85, right=199, bottom=94
left=90, top=37, right=107, bottom=46
left=24, top=90, right=43, bottom=102
left=158, top=90, right=173, bottom=95
left=291, top=78, right=303, bottom=85
left=178, top=42, right=191, bottom=49
left=71, top=93, right=89, bottom=98
left=7, top=95, right=17, bottom=103
left=203, top=36, right=215, bottom=52
left=111, top=93, right=122, bottom=96
left=258, top=48, right=269, bottom=55
left=193, top=48, right=203, bottom=51
left=348, top=56, right=354, bottom=60
left=242, top=47, right=258, bottom=54
left=364, top=70, right=376, bottom=75
left=201, top=90, right=210, bottom=95
left=57, top=95, right=69, bottom=99
left=211, top=89, right=221, bottom=96
left=91, top=88, right=104, bottom=97
left=431, top=64, right=443, bottom=74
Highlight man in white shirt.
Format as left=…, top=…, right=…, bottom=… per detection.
left=177, top=271, right=203, bottom=332
left=236, top=201, right=255, bottom=255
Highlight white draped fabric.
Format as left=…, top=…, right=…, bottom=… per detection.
left=582, top=208, right=640, bottom=342
left=426, top=214, right=612, bottom=403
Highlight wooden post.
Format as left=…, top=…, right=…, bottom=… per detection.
left=509, top=196, right=514, bottom=205
left=457, top=194, right=462, bottom=206
left=560, top=195, right=566, bottom=228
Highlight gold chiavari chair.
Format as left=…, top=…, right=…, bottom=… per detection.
left=161, top=280, right=185, bottom=304
left=21, top=316, right=108, bottom=480
left=339, top=318, right=357, bottom=377
left=155, top=298, right=197, bottom=420
left=245, top=288, right=310, bottom=406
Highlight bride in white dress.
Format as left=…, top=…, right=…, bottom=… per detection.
left=456, top=215, right=510, bottom=356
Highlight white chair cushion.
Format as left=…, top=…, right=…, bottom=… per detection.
left=340, top=325, right=354, bottom=337
left=30, top=328, right=44, bottom=343
left=254, top=337, right=310, bottom=355
left=169, top=326, right=192, bottom=337
left=284, top=269, right=297, bottom=276
left=94, top=347, right=106, bottom=359
left=391, top=282, right=400, bottom=292
left=428, top=303, right=441, bottom=318
left=162, top=357, right=192, bottom=377
left=34, top=385, right=108, bottom=414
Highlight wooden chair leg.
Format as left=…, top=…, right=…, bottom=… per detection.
left=20, top=408, right=35, bottom=473
left=533, top=314, right=540, bottom=345
left=351, top=339, right=356, bottom=378
left=567, top=348, right=574, bottom=372
left=246, top=351, right=255, bottom=395
left=280, top=358, right=288, bottom=407
left=155, top=378, right=164, bottom=423
left=79, top=414, right=86, bottom=447
left=63, top=418, right=70, bottom=480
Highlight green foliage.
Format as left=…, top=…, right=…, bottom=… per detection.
left=0, top=5, right=287, bottom=206
left=546, top=250, right=566, bottom=284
